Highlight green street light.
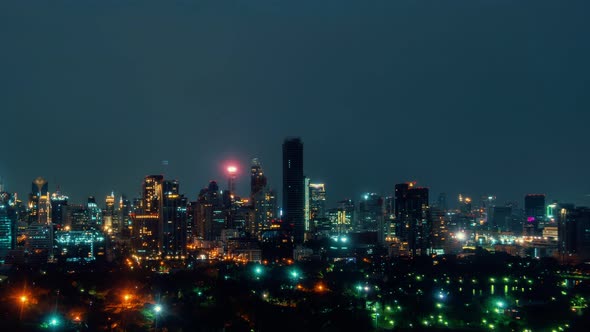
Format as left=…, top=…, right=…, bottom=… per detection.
left=48, top=316, right=60, bottom=327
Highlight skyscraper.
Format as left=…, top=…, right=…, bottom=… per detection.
left=195, top=181, right=226, bottom=241
left=250, top=158, right=267, bottom=199
left=50, top=190, right=68, bottom=229
left=304, top=176, right=311, bottom=235
left=524, top=194, right=546, bottom=236
left=282, top=137, right=304, bottom=244
left=0, top=191, right=17, bottom=258
left=87, top=196, right=103, bottom=229
left=132, top=175, right=164, bottom=257
left=104, top=192, right=115, bottom=231
left=359, top=193, right=384, bottom=237
left=161, top=180, right=188, bottom=259
left=227, top=165, right=238, bottom=195
left=558, top=205, right=590, bottom=263
left=250, top=159, right=270, bottom=237
left=29, top=177, right=50, bottom=224
left=395, top=182, right=430, bottom=256
left=309, top=183, right=326, bottom=222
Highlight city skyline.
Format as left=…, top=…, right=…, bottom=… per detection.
left=1, top=1, right=589, bottom=206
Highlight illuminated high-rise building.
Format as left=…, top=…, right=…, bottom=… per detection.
left=132, top=175, right=164, bottom=257
left=29, top=177, right=50, bottom=224
left=250, top=159, right=272, bottom=237
left=430, top=207, right=448, bottom=252
left=309, top=183, right=326, bottom=221
left=331, top=199, right=355, bottom=235
left=142, top=175, right=164, bottom=214
left=118, top=195, right=132, bottom=238
left=103, top=192, right=115, bottom=231
left=304, top=177, right=311, bottom=234
left=67, top=204, right=90, bottom=231
left=87, top=196, right=103, bottom=229
left=50, top=190, right=68, bottom=228
left=161, top=180, right=188, bottom=259
left=0, top=191, right=17, bottom=257
left=227, top=165, right=238, bottom=195
left=395, top=182, right=430, bottom=256
left=283, top=137, right=305, bottom=244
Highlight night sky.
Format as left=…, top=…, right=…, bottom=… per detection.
left=1, top=0, right=589, bottom=207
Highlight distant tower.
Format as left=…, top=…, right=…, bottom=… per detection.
left=29, top=177, right=50, bottom=224
left=250, top=159, right=267, bottom=198
left=0, top=191, right=17, bottom=254
left=309, top=183, right=327, bottom=221
left=524, top=194, right=545, bottom=236
left=132, top=175, right=164, bottom=257
left=50, top=188, right=69, bottom=228
left=227, top=165, right=238, bottom=195
left=283, top=137, right=305, bottom=244
left=104, top=192, right=115, bottom=231
left=250, top=159, right=270, bottom=237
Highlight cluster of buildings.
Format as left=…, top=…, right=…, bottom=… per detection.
left=0, top=137, right=589, bottom=266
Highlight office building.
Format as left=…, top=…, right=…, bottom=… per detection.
left=0, top=191, right=17, bottom=257
left=524, top=194, right=546, bottom=236
left=160, top=180, right=188, bottom=259
left=395, top=182, right=430, bottom=256
left=283, top=137, right=305, bottom=244
left=558, top=205, right=590, bottom=263
left=50, top=190, right=68, bottom=229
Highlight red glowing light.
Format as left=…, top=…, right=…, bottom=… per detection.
left=227, top=166, right=238, bottom=174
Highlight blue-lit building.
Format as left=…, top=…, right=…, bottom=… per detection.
left=54, top=230, right=107, bottom=262
left=87, top=196, right=103, bottom=229
left=0, top=192, right=17, bottom=259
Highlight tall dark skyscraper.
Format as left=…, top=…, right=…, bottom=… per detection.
left=359, top=193, right=384, bottom=232
left=524, top=194, right=546, bottom=236
left=161, top=180, right=188, bottom=259
left=282, top=137, right=304, bottom=244
left=394, top=182, right=430, bottom=256
left=250, top=158, right=267, bottom=199
left=195, top=181, right=226, bottom=241
left=558, top=205, right=590, bottom=263
left=50, top=190, right=68, bottom=228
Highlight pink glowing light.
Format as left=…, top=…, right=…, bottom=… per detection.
left=227, top=166, right=238, bottom=174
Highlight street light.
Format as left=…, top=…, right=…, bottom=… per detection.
left=154, top=304, right=162, bottom=314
